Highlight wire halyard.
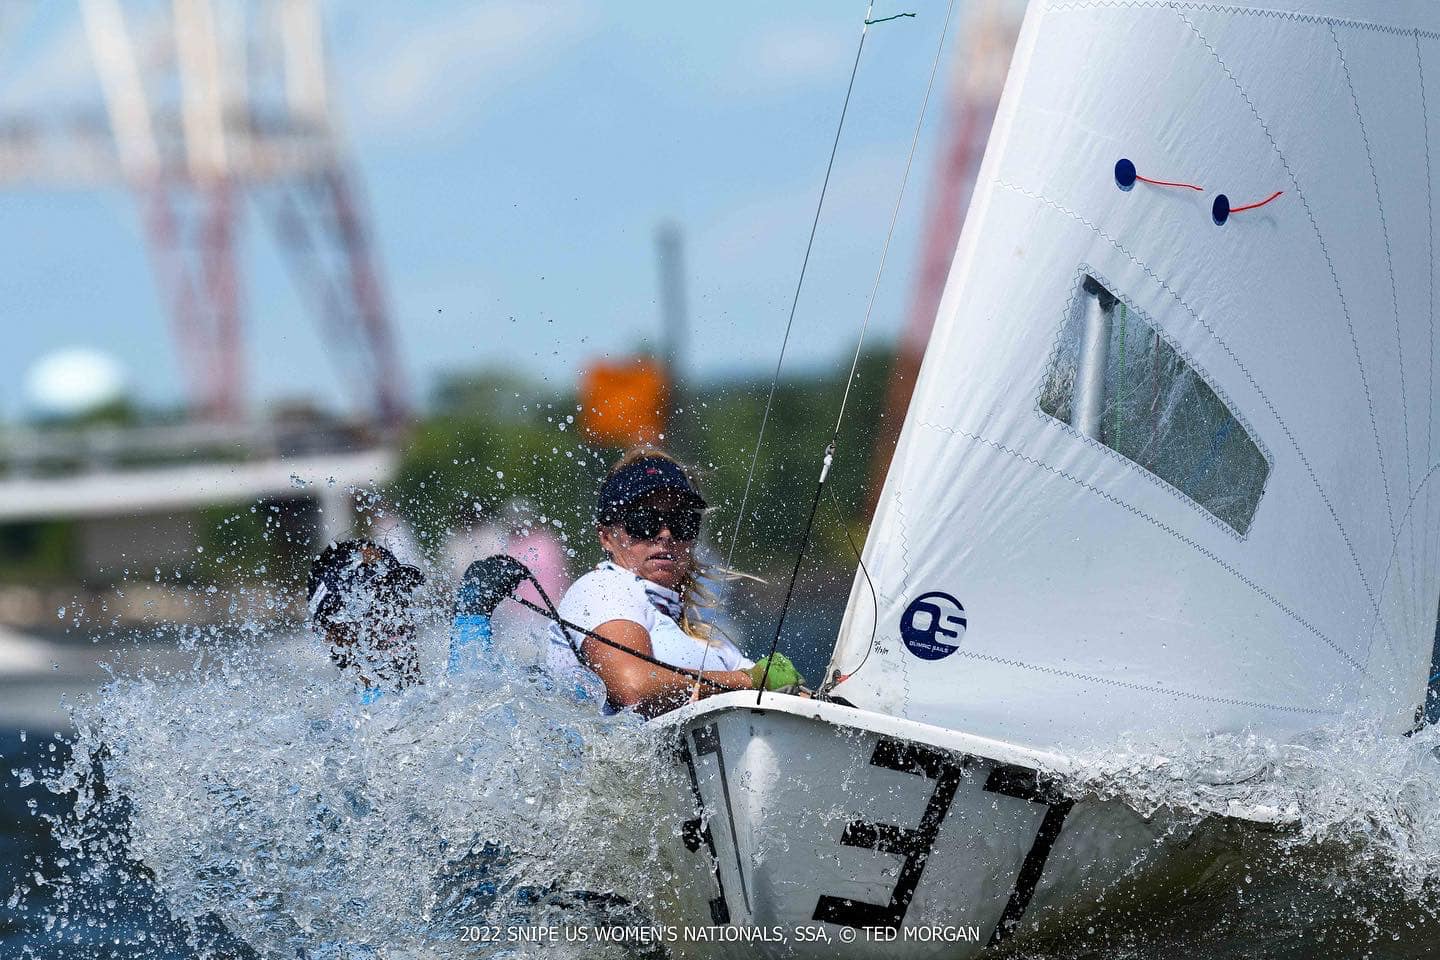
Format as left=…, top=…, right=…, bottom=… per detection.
left=832, top=0, right=958, bottom=441
left=755, top=0, right=959, bottom=704
left=719, top=0, right=876, bottom=577
left=690, top=0, right=878, bottom=698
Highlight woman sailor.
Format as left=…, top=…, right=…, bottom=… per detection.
left=546, top=449, right=800, bottom=717
left=307, top=539, right=426, bottom=702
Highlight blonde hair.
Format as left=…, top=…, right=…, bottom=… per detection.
left=601, top=447, right=759, bottom=646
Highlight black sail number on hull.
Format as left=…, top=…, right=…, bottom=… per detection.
left=810, top=736, right=1074, bottom=943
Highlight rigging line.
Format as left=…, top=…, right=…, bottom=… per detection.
left=723, top=0, right=874, bottom=577
left=821, top=482, right=878, bottom=690
left=833, top=0, right=955, bottom=438
left=695, top=0, right=876, bottom=700
left=760, top=0, right=959, bottom=703
left=757, top=444, right=834, bottom=702
left=1227, top=189, right=1283, bottom=214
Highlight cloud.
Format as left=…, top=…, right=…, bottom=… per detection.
left=725, top=22, right=849, bottom=94
left=345, top=0, right=595, bottom=138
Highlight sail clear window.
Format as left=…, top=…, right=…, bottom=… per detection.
left=1039, top=276, right=1270, bottom=535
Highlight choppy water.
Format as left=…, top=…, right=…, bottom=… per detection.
left=4, top=613, right=696, bottom=959
left=7, top=601, right=1440, bottom=957
left=1005, top=726, right=1440, bottom=959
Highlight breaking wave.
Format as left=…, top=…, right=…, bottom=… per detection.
left=25, top=618, right=689, bottom=958
left=1014, top=719, right=1440, bottom=958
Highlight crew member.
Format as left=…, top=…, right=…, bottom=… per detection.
left=307, top=539, right=426, bottom=702
left=548, top=449, right=800, bottom=717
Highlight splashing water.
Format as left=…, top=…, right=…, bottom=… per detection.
left=17, top=537, right=1440, bottom=960
left=35, top=653, right=1440, bottom=960
left=26, top=619, right=689, bottom=959
left=1005, top=719, right=1440, bottom=958
left=1064, top=717, right=1440, bottom=897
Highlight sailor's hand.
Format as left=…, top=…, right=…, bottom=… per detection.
left=750, top=653, right=803, bottom=691
left=456, top=555, right=530, bottom=616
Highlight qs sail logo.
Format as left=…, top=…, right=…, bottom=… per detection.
left=899, top=592, right=966, bottom=661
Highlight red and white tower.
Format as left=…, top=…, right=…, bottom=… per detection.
left=1, top=0, right=406, bottom=426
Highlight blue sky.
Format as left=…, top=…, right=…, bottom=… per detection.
left=0, top=1, right=970, bottom=419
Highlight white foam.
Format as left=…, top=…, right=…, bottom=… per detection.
left=41, top=622, right=683, bottom=957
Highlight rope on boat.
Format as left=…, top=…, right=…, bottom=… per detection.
left=694, top=0, right=879, bottom=699
left=517, top=570, right=734, bottom=693
left=1113, top=158, right=1204, bottom=192
left=823, top=483, right=879, bottom=688
left=756, top=0, right=960, bottom=703
left=866, top=12, right=915, bottom=25
left=720, top=0, right=877, bottom=582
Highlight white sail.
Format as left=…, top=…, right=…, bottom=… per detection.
left=829, top=0, right=1440, bottom=752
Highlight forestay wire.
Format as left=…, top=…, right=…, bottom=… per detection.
left=721, top=0, right=878, bottom=581
left=832, top=0, right=955, bottom=439
left=685, top=0, right=956, bottom=699
left=695, top=1, right=882, bottom=700
left=755, top=0, right=959, bottom=702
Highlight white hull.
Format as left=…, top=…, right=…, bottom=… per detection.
left=653, top=693, right=1256, bottom=958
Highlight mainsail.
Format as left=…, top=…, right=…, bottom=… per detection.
left=829, top=0, right=1440, bottom=752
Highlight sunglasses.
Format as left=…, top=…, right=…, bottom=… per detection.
left=619, top=507, right=703, bottom=541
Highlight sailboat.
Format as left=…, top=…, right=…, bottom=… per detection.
left=656, top=0, right=1440, bottom=952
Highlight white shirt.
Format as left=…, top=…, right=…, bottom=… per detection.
left=547, top=562, right=752, bottom=704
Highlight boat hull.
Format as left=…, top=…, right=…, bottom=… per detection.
left=652, top=693, right=1185, bottom=958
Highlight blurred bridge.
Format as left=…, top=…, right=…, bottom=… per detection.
left=0, top=421, right=398, bottom=576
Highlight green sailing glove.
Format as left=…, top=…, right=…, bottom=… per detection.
left=750, top=653, right=803, bottom=691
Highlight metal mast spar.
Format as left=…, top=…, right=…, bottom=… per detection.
left=5, top=0, right=406, bottom=427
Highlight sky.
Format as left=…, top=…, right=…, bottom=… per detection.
left=0, top=1, right=975, bottom=420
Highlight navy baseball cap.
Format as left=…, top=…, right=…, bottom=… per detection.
left=597, top=456, right=707, bottom=523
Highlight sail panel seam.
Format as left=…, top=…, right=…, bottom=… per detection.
left=1330, top=23, right=1409, bottom=535
left=954, top=648, right=1334, bottom=716
left=891, top=489, right=917, bottom=713
left=1361, top=461, right=1440, bottom=680
left=918, top=418, right=1369, bottom=676
left=1422, top=32, right=1437, bottom=505
left=1172, top=10, right=1402, bottom=665
left=1046, top=0, right=1440, bottom=41
left=1172, top=11, right=1398, bottom=552
left=893, top=489, right=917, bottom=593
left=1417, top=32, right=1437, bottom=661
